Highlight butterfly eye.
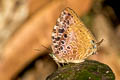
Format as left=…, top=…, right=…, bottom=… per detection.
left=91, top=40, right=95, bottom=43
left=91, top=40, right=95, bottom=45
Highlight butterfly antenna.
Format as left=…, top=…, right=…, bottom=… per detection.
left=41, top=44, right=52, bottom=53
left=96, top=39, right=104, bottom=46
left=34, top=44, right=52, bottom=53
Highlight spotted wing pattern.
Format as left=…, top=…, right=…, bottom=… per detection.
left=51, top=7, right=97, bottom=63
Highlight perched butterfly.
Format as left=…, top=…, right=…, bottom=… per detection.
left=50, top=7, right=102, bottom=63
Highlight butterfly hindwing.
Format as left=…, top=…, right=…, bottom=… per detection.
left=51, top=7, right=97, bottom=63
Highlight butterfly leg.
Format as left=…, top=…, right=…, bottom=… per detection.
left=49, top=53, right=61, bottom=67
left=61, top=59, right=68, bottom=66
left=61, top=63, right=65, bottom=66
left=66, top=62, right=71, bottom=67
left=55, top=61, right=61, bottom=67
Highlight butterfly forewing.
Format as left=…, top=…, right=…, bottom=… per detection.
left=51, top=7, right=97, bottom=63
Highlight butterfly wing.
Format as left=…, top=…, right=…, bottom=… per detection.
left=51, top=7, right=97, bottom=63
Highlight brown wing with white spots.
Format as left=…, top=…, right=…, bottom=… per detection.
left=51, top=7, right=97, bottom=63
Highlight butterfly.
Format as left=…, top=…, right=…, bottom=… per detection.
left=50, top=7, right=103, bottom=63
